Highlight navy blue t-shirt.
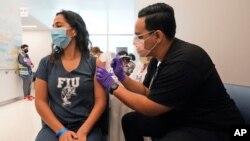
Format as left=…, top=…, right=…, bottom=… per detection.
left=36, top=55, right=96, bottom=127
left=144, top=38, right=244, bottom=131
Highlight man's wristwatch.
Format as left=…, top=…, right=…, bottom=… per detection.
left=110, top=83, right=119, bottom=94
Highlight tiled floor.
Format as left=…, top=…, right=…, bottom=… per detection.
left=0, top=92, right=41, bottom=141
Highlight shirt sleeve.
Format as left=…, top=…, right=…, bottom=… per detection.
left=18, top=54, right=30, bottom=67
left=35, top=56, right=50, bottom=82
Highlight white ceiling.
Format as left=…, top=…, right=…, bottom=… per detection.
left=21, top=15, right=50, bottom=31
left=19, top=0, right=134, bottom=31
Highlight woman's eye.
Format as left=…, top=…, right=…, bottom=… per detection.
left=53, top=23, right=63, bottom=28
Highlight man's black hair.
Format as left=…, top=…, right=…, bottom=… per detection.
left=21, top=44, right=28, bottom=48
left=138, top=3, right=176, bottom=40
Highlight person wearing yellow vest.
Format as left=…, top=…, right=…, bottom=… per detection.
left=18, top=44, right=34, bottom=101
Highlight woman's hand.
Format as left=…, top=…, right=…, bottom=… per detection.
left=59, top=130, right=78, bottom=141
left=75, top=132, right=87, bottom=141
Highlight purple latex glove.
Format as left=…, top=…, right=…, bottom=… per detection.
left=110, top=55, right=125, bottom=81
left=96, top=66, right=115, bottom=92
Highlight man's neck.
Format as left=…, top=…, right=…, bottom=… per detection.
left=155, top=38, right=173, bottom=62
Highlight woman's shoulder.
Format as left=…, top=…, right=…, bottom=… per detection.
left=38, top=55, right=55, bottom=69
left=85, top=55, right=96, bottom=64
left=82, top=55, right=96, bottom=70
left=39, top=55, right=51, bottom=64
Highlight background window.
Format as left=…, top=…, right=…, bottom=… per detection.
left=81, top=0, right=135, bottom=54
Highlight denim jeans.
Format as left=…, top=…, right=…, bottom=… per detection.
left=35, top=125, right=102, bottom=141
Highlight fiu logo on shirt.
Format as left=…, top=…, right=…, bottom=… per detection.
left=57, top=77, right=80, bottom=106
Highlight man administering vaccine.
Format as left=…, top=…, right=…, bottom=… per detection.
left=96, top=3, right=244, bottom=141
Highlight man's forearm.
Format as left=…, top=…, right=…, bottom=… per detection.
left=121, top=76, right=149, bottom=95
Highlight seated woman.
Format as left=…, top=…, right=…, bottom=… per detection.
left=34, top=10, right=106, bottom=141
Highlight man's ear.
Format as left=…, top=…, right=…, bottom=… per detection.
left=155, top=30, right=163, bottom=43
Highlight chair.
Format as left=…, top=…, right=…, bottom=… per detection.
left=224, top=83, right=250, bottom=124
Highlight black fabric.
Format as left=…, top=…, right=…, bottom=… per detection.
left=152, top=127, right=229, bottom=141
left=143, top=38, right=244, bottom=131
left=122, top=112, right=167, bottom=141
left=122, top=112, right=229, bottom=141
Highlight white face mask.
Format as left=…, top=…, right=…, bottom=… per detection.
left=133, top=37, right=158, bottom=57
left=139, top=57, right=150, bottom=64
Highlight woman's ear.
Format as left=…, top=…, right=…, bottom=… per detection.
left=73, top=30, right=77, bottom=36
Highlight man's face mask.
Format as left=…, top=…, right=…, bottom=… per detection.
left=139, top=57, right=150, bottom=64
left=51, top=28, right=72, bottom=50
left=23, top=49, right=28, bottom=53
left=133, top=30, right=157, bottom=57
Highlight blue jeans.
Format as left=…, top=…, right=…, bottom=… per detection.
left=35, top=125, right=102, bottom=141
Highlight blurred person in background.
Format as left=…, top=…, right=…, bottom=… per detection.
left=18, top=44, right=34, bottom=101
left=90, top=46, right=111, bottom=72
left=131, top=56, right=152, bottom=83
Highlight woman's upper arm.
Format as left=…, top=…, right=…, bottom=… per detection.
left=96, top=59, right=105, bottom=68
left=34, top=57, right=49, bottom=102
left=35, top=78, right=48, bottom=103
left=94, top=59, right=106, bottom=102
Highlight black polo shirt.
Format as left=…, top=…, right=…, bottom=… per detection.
left=144, top=38, right=244, bottom=131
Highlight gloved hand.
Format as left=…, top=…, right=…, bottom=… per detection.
left=96, top=66, right=115, bottom=92
left=110, top=55, right=125, bottom=81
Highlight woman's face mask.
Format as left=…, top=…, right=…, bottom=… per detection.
left=51, top=28, right=72, bottom=49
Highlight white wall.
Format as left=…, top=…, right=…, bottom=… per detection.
left=0, top=1, right=52, bottom=104
left=22, top=31, right=52, bottom=71
left=1, top=1, right=248, bottom=106
left=20, top=0, right=250, bottom=86
left=0, top=70, right=22, bottom=102
left=0, top=1, right=23, bottom=104
left=136, top=0, right=250, bottom=86
left=0, top=31, right=51, bottom=104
